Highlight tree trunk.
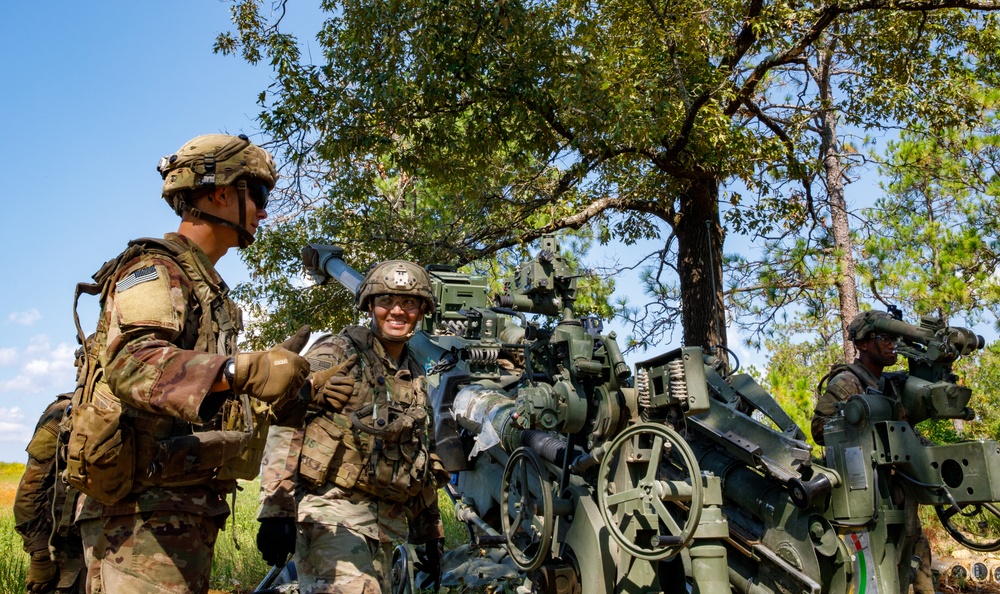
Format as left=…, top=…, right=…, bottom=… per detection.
left=677, top=176, right=727, bottom=351
left=818, top=42, right=859, bottom=363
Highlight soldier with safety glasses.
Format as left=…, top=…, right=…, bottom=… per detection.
left=258, top=260, right=451, bottom=593
left=811, top=310, right=935, bottom=594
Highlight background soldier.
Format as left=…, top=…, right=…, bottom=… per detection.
left=811, top=310, right=934, bottom=594
left=811, top=310, right=899, bottom=446
left=15, top=389, right=84, bottom=593
left=258, top=260, right=450, bottom=593
left=74, top=134, right=312, bottom=594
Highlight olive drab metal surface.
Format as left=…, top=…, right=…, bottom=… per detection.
left=302, top=235, right=999, bottom=594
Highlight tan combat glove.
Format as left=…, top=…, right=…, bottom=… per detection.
left=27, top=551, right=57, bottom=593
left=255, top=325, right=314, bottom=425
left=310, top=354, right=359, bottom=413
left=233, top=326, right=312, bottom=406
left=277, top=324, right=311, bottom=354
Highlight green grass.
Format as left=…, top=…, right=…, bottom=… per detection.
left=211, top=479, right=271, bottom=593
left=0, top=462, right=29, bottom=594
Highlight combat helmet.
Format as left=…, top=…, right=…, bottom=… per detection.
left=358, top=260, right=436, bottom=315
left=847, top=310, right=895, bottom=342
left=157, top=134, right=277, bottom=248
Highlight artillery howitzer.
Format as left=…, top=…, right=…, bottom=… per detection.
left=301, top=236, right=997, bottom=594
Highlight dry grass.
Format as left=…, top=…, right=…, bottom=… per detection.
left=0, top=462, right=22, bottom=507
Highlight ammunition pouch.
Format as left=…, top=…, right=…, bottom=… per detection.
left=299, top=402, right=435, bottom=502
left=216, top=394, right=270, bottom=481
left=133, top=393, right=265, bottom=487
left=62, top=384, right=136, bottom=504
left=138, top=430, right=250, bottom=485
left=350, top=403, right=432, bottom=502
left=299, top=414, right=365, bottom=491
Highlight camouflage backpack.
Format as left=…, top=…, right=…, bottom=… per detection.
left=62, top=237, right=266, bottom=503
left=61, top=242, right=147, bottom=504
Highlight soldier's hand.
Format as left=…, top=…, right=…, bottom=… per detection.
left=277, top=324, right=311, bottom=354
left=415, top=537, right=445, bottom=592
left=310, top=354, right=358, bottom=412
left=27, top=551, right=57, bottom=593
left=257, top=517, right=297, bottom=567
left=233, top=349, right=310, bottom=405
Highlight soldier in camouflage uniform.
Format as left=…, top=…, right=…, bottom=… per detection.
left=811, top=310, right=935, bottom=594
left=15, top=390, right=84, bottom=593
left=74, top=134, right=313, bottom=594
left=811, top=310, right=900, bottom=447
left=258, top=260, right=450, bottom=594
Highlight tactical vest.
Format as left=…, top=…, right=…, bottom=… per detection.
left=816, top=362, right=872, bottom=400
left=63, top=236, right=267, bottom=504
left=299, top=327, right=436, bottom=502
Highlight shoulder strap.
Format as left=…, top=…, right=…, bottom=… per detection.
left=816, top=363, right=869, bottom=397
left=404, top=346, right=425, bottom=379
left=73, top=237, right=193, bottom=397
left=342, top=326, right=388, bottom=401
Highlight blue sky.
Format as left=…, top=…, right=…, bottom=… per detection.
left=0, top=1, right=737, bottom=463
left=0, top=2, right=280, bottom=462
left=4, top=2, right=954, bottom=464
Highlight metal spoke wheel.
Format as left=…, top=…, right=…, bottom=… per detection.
left=501, top=446, right=555, bottom=571
left=597, top=422, right=703, bottom=560
left=935, top=502, right=1000, bottom=552
left=390, top=544, right=417, bottom=594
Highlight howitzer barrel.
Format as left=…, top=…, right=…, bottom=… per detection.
left=302, top=244, right=365, bottom=293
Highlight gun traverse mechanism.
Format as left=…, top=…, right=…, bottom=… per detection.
left=302, top=237, right=998, bottom=594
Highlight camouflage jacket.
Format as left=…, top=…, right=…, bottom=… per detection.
left=14, top=393, right=80, bottom=554
left=259, top=327, right=444, bottom=544
left=77, top=233, right=238, bottom=521
left=811, top=360, right=879, bottom=445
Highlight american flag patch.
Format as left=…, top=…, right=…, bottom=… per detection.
left=117, top=266, right=159, bottom=292
left=310, top=360, right=332, bottom=372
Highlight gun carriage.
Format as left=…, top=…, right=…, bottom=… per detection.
left=301, top=236, right=998, bottom=594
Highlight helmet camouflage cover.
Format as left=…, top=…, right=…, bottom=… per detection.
left=158, top=133, right=277, bottom=213
left=847, top=310, right=894, bottom=342
left=357, top=260, right=435, bottom=314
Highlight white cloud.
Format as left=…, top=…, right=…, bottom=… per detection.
left=7, top=309, right=42, bottom=326
left=0, top=335, right=76, bottom=395
left=0, top=406, right=32, bottom=445
left=23, top=359, right=52, bottom=375
left=24, top=334, right=52, bottom=356
left=0, top=348, right=16, bottom=366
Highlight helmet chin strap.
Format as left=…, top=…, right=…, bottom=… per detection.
left=369, top=316, right=417, bottom=343
left=179, top=182, right=256, bottom=248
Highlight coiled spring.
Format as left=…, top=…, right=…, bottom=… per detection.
left=668, top=359, right=687, bottom=402
left=441, top=320, right=469, bottom=336
left=467, top=346, right=499, bottom=365
left=636, top=368, right=650, bottom=409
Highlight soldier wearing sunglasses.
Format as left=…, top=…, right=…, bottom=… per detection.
left=73, top=134, right=312, bottom=593
left=811, top=310, right=934, bottom=594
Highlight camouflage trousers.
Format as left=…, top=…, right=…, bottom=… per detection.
left=78, top=511, right=220, bottom=594
left=33, top=535, right=86, bottom=594
left=295, top=521, right=393, bottom=594
left=900, top=486, right=935, bottom=594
